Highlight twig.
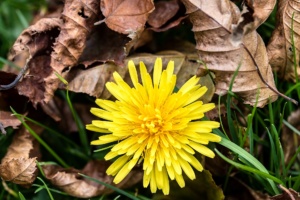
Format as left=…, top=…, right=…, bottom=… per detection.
left=0, top=56, right=31, bottom=90
left=243, top=44, right=298, bottom=106
left=278, top=184, right=295, bottom=200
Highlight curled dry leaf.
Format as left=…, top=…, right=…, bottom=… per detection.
left=282, top=108, right=300, bottom=164
left=7, top=0, right=100, bottom=105
left=267, top=0, right=300, bottom=81
left=65, top=51, right=215, bottom=103
left=0, top=123, right=42, bottom=185
left=42, top=160, right=143, bottom=198
left=7, top=18, right=61, bottom=105
left=181, top=0, right=277, bottom=107
left=100, top=0, right=155, bottom=34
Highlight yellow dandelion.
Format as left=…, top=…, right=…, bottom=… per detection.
left=87, top=58, right=221, bottom=195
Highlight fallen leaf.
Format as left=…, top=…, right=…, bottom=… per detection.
left=100, top=0, right=155, bottom=34
left=0, top=123, right=42, bottom=186
left=181, top=0, right=278, bottom=107
left=7, top=18, right=62, bottom=106
left=271, top=187, right=300, bottom=200
left=267, top=0, right=300, bottom=81
left=148, top=0, right=180, bottom=28
left=0, top=111, right=21, bottom=129
left=153, top=170, right=224, bottom=200
left=282, top=108, right=300, bottom=164
left=43, top=160, right=143, bottom=198
left=65, top=51, right=215, bottom=103
left=78, top=24, right=130, bottom=67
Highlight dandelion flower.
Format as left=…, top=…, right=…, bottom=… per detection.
left=87, top=58, right=221, bottom=195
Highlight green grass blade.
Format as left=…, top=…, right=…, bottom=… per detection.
left=36, top=177, right=54, bottom=200
left=18, top=192, right=26, bottom=200
left=217, top=137, right=280, bottom=194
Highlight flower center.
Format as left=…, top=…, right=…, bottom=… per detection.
left=139, top=106, right=165, bottom=135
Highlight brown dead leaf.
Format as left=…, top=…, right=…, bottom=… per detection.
left=78, top=24, right=131, bottom=67
left=7, top=18, right=61, bottom=106
left=181, top=0, right=278, bottom=107
left=7, top=0, right=100, bottom=106
left=65, top=51, right=215, bottom=103
left=282, top=108, right=300, bottom=164
left=0, top=123, right=42, bottom=186
left=235, top=0, right=276, bottom=35
left=148, top=0, right=180, bottom=28
left=267, top=0, right=300, bottom=81
left=43, top=160, right=142, bottom=198
left=271, top=187, right=300, bottom=200
left=100, top=0, right=155, bottom=34
left=0, top=111, right=21, bottom=129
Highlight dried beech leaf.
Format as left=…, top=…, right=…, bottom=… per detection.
left=0, top=123, right=42, bottom=185
left=43, top=160, right=142, bottom=198
left=267, top=0, right=300, bottom=81
left=282, top=108, right=300, bottom=164
left=65, top=51, right=215, bottom=103
left=0, top=111, right=21, bottom=129
left=100, top=0, right=154, bottom=34
left=181, top=0, right=277, bottom=107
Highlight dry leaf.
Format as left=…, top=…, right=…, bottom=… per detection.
left=267, top=0, right=300, bottom=81
left=43, top=160, right=142, bottom=198
left=181, top=0, right=277, bottom=107
left=7, top=0, right=100, bottom=106
left=0, top=111, right=21, bottom=129
left=65, top=51, right=215, bottom=103
left=282, top=108, right=300, bottom=164
left=0, top=123, right=42, bottom=185
left=100, top=0, right=155, bottom=34
left=235, top=0, right=276, bottom=35
left=78, top=24, right=131, bottom=67
left=271, top=187, right=300, bottom=200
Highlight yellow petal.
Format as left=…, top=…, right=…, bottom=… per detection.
left=106, top=155, right=129, bottom=175
left=153, top=58, right=162, bottom=86
left=128, top=60, right=139, bottom=88
left=114, top=162, right=133, bottom=184
left=189, top=141, right=215, bottom=158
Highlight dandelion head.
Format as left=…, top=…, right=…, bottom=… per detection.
left=87, top=58, right=221, bottom=195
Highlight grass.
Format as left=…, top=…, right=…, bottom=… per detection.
left=1, top=2, right=300, bottom=200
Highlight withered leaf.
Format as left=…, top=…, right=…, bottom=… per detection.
left=44, top=0, right=100, bottom=104
left=7, top=18, right=61, bottom=105
left=234, top=0, right=276, bottom=35
left=181, top=0, right=277, bottom=107
left=271, top=187, right=300, bottom=200
left=267, top=0, right=300, bottom=81
left=0, top=111, right=21, bottom=129
left=148, top=0, right=180, bottom=28
left=43, top=160, right=142, bottom=198
left=0, top=123, right=42, bottom=185
left=282, top=108, right=300, bottom=164
left=66, top=52, right=215, bottom=103
left=100, top=0, right=155, bottom=34
left=78, top=24, right=130, bottom=67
